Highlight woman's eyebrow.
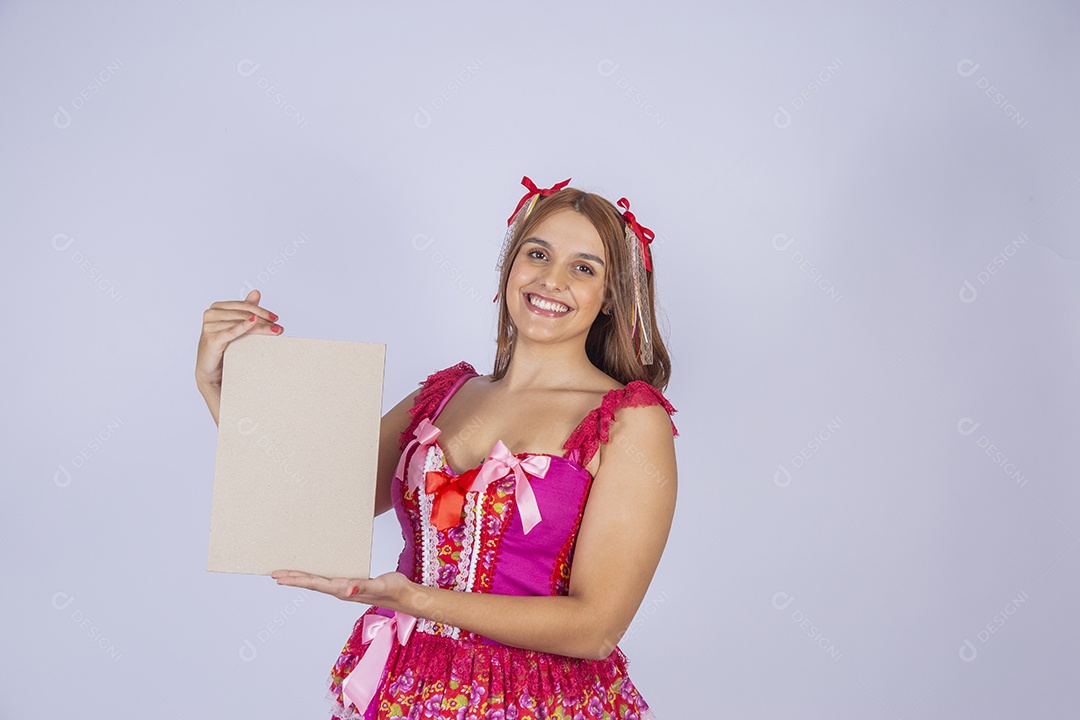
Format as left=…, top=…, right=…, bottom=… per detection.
left=523, top=237, right=605, bottom=267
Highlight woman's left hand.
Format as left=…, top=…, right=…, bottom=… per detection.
left=270, top=569, right=416, bottom=609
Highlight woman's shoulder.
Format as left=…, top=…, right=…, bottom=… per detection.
left=596, top=379, right=679, bottom=436
left=397, top=361, right=480, bottom=451
left=419, top=360, right=481, bottom=389
left=414, top=360, right=481, bottom=412
left=583, top=366, right=676, bottom=418
left=562, top=375, right=679, bottom=467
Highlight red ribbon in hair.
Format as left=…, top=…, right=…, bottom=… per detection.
left=506, top=175, right=572, bottom=226
left=617, top=197, right=655, bottom=272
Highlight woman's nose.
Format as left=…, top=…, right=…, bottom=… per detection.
left=540, top=264, right=568, bottom=291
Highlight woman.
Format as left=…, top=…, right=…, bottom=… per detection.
left=195, top=177, right=680, bottom=719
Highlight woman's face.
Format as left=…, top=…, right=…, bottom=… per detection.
left=505, top=208, right=608, bottom=350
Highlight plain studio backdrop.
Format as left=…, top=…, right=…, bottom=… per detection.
left=1, top=1, right=1077, bottom=717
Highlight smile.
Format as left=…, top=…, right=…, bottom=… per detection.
left=525, top=293, right=572, bottom=315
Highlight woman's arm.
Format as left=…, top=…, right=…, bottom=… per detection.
left=389, top=401, right=678, bottom=659
left=372, top=386, right=424, bottom=517
left=196, top=378, right=222, bottom=427
left=274, top=401, right=678, bottom=658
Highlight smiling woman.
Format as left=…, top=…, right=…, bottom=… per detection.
left=491, top=180, right=670, bottom=388
left=199, top=175, right=679, bottom=719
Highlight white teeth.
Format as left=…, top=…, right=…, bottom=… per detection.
left=528, top=294, right=569, bottom=313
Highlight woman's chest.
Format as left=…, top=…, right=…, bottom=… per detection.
left=433, top=386, right=604, bottom=476
left=396, top=443, right=594, bottom=613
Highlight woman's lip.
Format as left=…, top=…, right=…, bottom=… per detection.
left=524, top=292, right=573, bottom=315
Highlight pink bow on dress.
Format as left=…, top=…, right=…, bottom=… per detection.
left=468, top=440, right=549, bottom=534
left=393, top=418, right=441, bottom=494
left=341, top=610, right=417, bottom=713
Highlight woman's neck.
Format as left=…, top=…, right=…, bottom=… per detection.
left=499, top=340, right=599, bottom=392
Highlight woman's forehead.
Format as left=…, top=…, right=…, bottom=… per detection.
left=525, top=210, right=605, bottom=257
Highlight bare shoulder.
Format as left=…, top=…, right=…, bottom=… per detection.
left=607, top=397, right=677, bottom=448
left=596, top=379, right=677, bottom=480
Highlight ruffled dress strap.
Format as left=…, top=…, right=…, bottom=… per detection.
left=398, top=360, right=479, bottom=453
left=562, top=380, right=679, bottom=470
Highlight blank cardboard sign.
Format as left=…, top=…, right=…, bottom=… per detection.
left=207, top=334, right=385, bottom=579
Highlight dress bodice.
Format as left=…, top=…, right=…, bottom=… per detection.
left=326, top=360, right=678, bottom=719
left=390, top=361, right=679, bottom=645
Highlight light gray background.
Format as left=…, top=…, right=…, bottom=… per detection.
left=2, top=1, right=1077, bottom=718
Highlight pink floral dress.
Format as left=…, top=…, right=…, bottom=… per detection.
left=325, top=361, right=679, bottom=719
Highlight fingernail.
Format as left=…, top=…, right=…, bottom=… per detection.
left=348, top=586, right=358, bottom=597
left=272, top=325, right=282, bottom=333
left=249, top=315, right=256, bottom=322
left=268, top=312, right=278, bottom=322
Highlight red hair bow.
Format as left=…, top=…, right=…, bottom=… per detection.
left=617, top=197, right=655, bottom=272
left=506, top=175, right=572, bottom=226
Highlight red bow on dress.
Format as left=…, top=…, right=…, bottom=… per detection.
left=425, top=467, right=481, bottom=531
left=506, top=175, right=572, bottom=226
left=616, top=197, right=655, bottom=272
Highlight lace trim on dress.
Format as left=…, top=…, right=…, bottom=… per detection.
left=402, top=363, right=679, bottom=477
left=562, top=380, right=680, bottom=470
left=399, top=360, right=479, bottom=454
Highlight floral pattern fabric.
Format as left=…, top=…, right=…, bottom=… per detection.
left=325, top=361, right=678, bottom=719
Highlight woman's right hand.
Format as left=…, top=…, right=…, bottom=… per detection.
left=196, top=288, right=282, bottom=392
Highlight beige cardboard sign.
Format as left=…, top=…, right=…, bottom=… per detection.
left=207, top=334, right=385, bottom=579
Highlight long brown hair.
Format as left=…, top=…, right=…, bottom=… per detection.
left=491, top=187, right=672, bottom=392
